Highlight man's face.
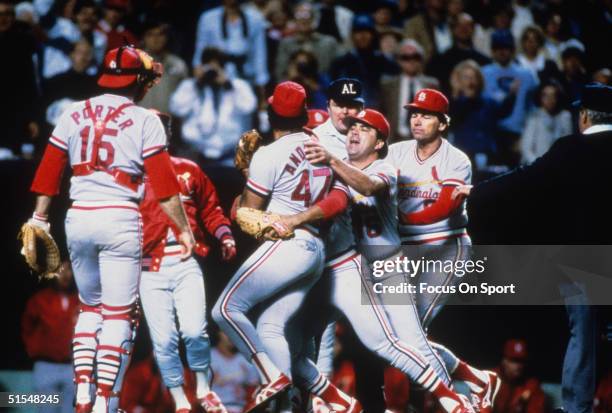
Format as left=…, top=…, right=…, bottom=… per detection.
left=75, top=6, right=97, bottom=32
left=398, top=52, right=423, bottom=76
left=453, top=15, right=474, bottom=43
left=294, top=5, right=314, bottom=35
left=501, top=357, right=525, bottom=382
left=346, top=121, right=381, bottom=161
left=352, top=30, right=374, bottom=50
left=0, top=3, right=15, bottom=32
left=492, top=47, right=513, bottom=66
left=71, top=41, right=93, bottom=72
left=143, top=26, right=168, bottom=55
left=410, top=111, right=446, bottom=143
left=328, top=99, right=362, bottom=134
left=104, top=7, right=123, bottom=28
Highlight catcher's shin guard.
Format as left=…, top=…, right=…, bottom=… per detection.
left=73, top=303, right=103, bottom=406
left=92, top=302, right=139, bottom=413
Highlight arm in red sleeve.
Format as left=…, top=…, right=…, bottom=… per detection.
left=30, top=144, right=68, bottom=196
left=193, top=166, right=232, bottom=239
left=143, top=151, right=180, bottom=200
left=313, top=187, right=350, bottom=220
left=400, top=185, right=464, bottom=225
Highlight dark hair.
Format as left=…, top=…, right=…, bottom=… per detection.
left=268, top=106, right=308, bottom=131
left=142, top=17, right=170, bottom=35
left=535, top=80, right=566, bottom=114
left=201, top=47, right=227, bottom=65
left=74, top=0, right=98, bottom=15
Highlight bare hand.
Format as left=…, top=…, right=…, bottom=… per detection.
left=451, top=185, right=473, bottom=200
left=178, top=230, right=195, bottom=260
left=304, top=140, right=332, bottom=165
left=221, top=238, right=237, bottom=261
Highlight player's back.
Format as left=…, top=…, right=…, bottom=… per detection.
left=51, top=93, right=167, bottom=202
left=246, top=132, right=333, bottom=219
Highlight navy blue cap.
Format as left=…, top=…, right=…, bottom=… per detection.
left=327, top=78, right=365, bottom=105
left=491, top=29, right=515, bottom=49
left=572, top=83, right=612, bottom=112
left=352, top=14, right=375, bottom=32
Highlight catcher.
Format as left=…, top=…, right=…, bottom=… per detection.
left=22, top=46, right=193, bottom=413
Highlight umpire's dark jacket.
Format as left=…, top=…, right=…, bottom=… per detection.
left=468, top=129, right=612, bottom=245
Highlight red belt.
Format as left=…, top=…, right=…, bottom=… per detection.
left=72, top=163, right=142, bottom=192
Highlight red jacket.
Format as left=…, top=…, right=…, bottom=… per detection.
left=493, top=368, right=546, bottom=413
left=141, top=157, right=232, bottom=271
left=21, top=288, right=79, bottom=363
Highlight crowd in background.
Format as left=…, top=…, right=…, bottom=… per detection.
left=0, top=0, right=611, bottom=171
left=2, top=0, right=612, bottom=412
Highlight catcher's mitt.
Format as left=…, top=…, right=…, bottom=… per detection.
left=18, top=223, right=61, bottom=279
left=234, top=129, right=263, bottom=172
left=235, top=207, right=294, bottom=241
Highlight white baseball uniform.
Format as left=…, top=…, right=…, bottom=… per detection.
left=210, top=348, right=259, bottom=413
left=212, top=131, right=331, bottom=383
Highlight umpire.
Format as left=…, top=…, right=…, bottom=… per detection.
left=468, top=83, right=612, bottom=413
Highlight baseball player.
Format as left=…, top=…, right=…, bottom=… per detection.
left=210, top=81, right=337, bottom=413
left=27, top=46, right=194, bottom=413
left=258, top=109, right=476, bottom=413
left=139, top=111, right=236, bottom=413
left=387, top=88, right=500, bottom=412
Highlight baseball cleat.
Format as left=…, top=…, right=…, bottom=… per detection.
left=75, top=402, right=92, bottom=413
left=242, top=374, right=291, bottom=413
left=199, top=391, right=228, bottom=413
left=475, top=371, right=501, bottom=413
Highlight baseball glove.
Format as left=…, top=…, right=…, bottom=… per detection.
left=235, top=207, right=294, bottom=241
left=234, top=129, right=263, bottom=172
left=18, top=222, right=61, bottom=280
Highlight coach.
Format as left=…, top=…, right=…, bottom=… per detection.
left=468, top=83, right=612, bottom=413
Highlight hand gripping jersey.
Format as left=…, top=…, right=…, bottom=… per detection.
left=387, top=139, right=472, bottom=244
left=48, top=94, right=168, bottom=202
left=246, top=132, right=333, bottom=223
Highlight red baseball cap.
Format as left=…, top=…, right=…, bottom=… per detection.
left=405, top=88, right=449, bottom=114
left=268, top=81, right=307, bottom=117
left=503, top=339, right=528, bottom=362
left=306, top=109, right=329, bottom=128
left=98, top=46, right=159, bottom=88
left=347, top=109, right=390, bottom=139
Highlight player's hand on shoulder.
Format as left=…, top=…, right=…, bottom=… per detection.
left=221, top=236, right=237, bottom=261
left=178, top=230, right=196, bottom=260
left=304, top=140, right=331, bottom=165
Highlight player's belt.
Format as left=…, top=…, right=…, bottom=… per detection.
left=400, top=228, right=467, bottom=244
left=71, top=200, right=139, bottom=211
left=72, top=163, right=142, bottom=192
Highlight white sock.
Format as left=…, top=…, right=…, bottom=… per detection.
left=195, top=371, right=210, bottom=398
left=252, top=352, right=282, bottom=384
left=75, top=381, right=91, bottom=404
left=169, top=386, right=191, bottom=411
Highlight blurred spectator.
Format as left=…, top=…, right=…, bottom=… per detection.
left=449, top=59, right=516, bottom=166
left=21, top=261, right=79, bottom=413
left=373, top=0, right=400, bottom=33
left=330, top=14, right=399, bottom=108
left=520, top=81, right=571, bottom=164
left=558, top=40, right=589, bottom=106
left=510, top=0, right=535, bottom=42
left=193, top=0, right=268, bottom=105
left=0, top=0, right=39, bottom=158
left=331, top=326, right=356, bottom=396
left=475, top=2, right=514, bottom=57
left=384, top=367, right=410, bottom=413
left=593, top=68, right=612, bottom=86
left=482, top=29, right=537, bottom=166
left=378, top=27, right=403, bottom=60
left=138, top=19, right=188, bottom=113
left=43, top=38, right=97, bottom=132
left=265, top=6, right=294, bottom=82
left=210, top=331, right=258, bottom=413
left=516, top=25, right=561, bottom=84
left=72, top=0, right=107, bottom=65
left=380, top=39, right=439, bottom=142
left=286, top=50, right=329, bottom=110
left=493, top=339, right=545, bottom=413
left=403, top=0, right=451, bottom=62
left=313, top=0, right=354, bottom=45
left=170, top=47, right=257, bottom=165
left=427, top=12, right=491, bottom=94
left=245, top=0, right=284, bottom=18
left=274, top=2, right=338, bottom=82
left=307, top=108, right=329, bottom=129
left=594, top=369, right=612, bottom=413
left=542, top=12, right=567, bottom=67
left=97, top=0, right=137, bottom=52
left=579, top=0, right=612, bottom=72
left=446, top=0, right=489, bottom=63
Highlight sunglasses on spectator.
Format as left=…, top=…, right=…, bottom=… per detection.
left=399, top=54, right=421, bottom=61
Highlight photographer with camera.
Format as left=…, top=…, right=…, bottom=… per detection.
left=169, top=47, right=257, bottom=166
